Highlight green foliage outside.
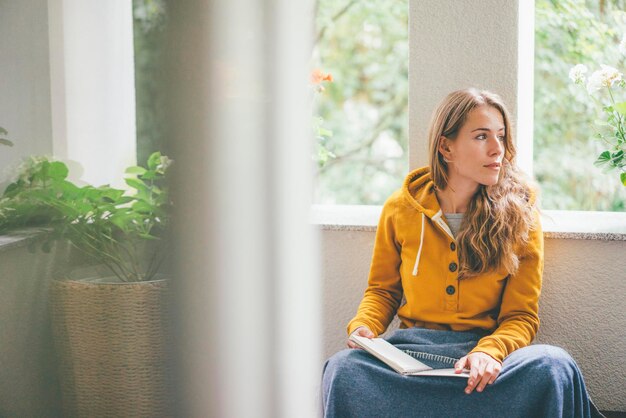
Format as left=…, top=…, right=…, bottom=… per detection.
left=313, top=0, right=409, bottom=205
left=133, top=0, right=167, bottom=166
left=535, top=0, right=626, bottom=211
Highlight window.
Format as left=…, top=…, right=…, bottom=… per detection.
left=132, top=0, right=168, bottom=165
left=534, top=0, right=626, bottom=211
left=312, top=0, right=408, bottom=205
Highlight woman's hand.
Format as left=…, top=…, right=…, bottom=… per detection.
left=347, top=326, right=375, bottom=349
left=454, top=352, right=502, bottom=394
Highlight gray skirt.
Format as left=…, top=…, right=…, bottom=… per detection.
left=322, top=327, right=604, bottom=418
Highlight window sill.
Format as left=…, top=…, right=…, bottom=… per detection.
left=0, top=228, right=48, bottom=254
left=311, top=205, right=626, bottom=241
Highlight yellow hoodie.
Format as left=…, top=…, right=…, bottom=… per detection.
left=347, top=167, right=544, bottom=363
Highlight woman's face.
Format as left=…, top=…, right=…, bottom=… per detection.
left=440, top=105, right=505, bottom=189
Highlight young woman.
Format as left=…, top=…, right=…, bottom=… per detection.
left=322, top=88, right=603, bottom=418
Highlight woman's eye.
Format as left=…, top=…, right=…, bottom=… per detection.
left=498, top=135, right=505, bottom=141
left=476, top=134, right=486, bottom=140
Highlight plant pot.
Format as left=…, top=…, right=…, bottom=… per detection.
left=49, top=273, right=174, bottom=418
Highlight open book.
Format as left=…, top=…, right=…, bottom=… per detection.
left=349, top=334, right=470, bottom=378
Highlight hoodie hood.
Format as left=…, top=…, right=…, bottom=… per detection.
left=401, top=167, right=456, bottom=276
left=401, top=166, right=442, bottom=220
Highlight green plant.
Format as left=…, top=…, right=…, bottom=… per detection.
left=569, top=62, right=626, bottom=186
left=0, top=157, right=68, bottom=231
left=0, top=152, right=172, bottom=281
left=0, top=126, right=13, bottom=147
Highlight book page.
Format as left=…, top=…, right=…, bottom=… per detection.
left=409, top=368, right=470, bottom=377
left=350, top=335, right=470, bottom=378
left=350, top=335, right=432, bottom=373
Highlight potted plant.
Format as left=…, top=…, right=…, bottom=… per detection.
left=0, top=152, right=175, bottom=417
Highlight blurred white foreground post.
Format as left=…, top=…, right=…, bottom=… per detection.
left=166, top=1, right=320, bottom=417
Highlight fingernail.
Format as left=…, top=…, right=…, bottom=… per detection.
left=477, top=388, right=482, bottom=392
left=465, top=389, right=471, bottom=394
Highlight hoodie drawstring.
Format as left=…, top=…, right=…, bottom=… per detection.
left=412, top=213, right=425, bottom=276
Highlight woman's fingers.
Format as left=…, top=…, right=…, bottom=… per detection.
left=488, top=362, right=502, bottom=384
left=464, top=352, right=502, bottom=394
left=358, top=327, right=374, bottom=338
left=475, top=362, right=493, bottom=393
left=454, top=356, right=468, bottom=373
left=347, top=326, right=374, bottom=349
left=465, top=361, right=480, bottom=394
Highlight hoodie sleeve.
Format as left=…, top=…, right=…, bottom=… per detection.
left=347, top=197, right=404, bottom=336
left=469, top=209, right=544, bottom=363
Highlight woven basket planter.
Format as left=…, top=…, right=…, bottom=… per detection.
left=50, top=276, right=174, bottom=418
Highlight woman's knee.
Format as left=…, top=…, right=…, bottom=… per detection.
left=322, top=348, right=365, bottom=402
left=323, top=349, right=359, bottom=383
left=510, top=344, right=581, bottom=383
left=533, top=344, right=578, bottom=369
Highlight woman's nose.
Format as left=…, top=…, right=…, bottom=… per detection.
left=489, top=136, right=504, bottom=156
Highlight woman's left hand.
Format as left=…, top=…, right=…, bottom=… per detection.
left=454, top=352, right=502, bottom=394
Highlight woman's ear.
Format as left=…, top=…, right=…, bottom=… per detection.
left=439, top=136, right=454, bottom=163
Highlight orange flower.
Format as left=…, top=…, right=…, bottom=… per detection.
left=311, top=68, right=333, bottom=84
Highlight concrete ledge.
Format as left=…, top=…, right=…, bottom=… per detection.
left=311, top=205, right=626, bottom=241
left=0, top=228, right=49, bottom=253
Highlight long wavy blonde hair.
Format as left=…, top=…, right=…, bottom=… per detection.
left=428, top=88, right=537, bottom=279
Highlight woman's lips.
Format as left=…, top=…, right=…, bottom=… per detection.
left=484, top=162, right=501, bottom=170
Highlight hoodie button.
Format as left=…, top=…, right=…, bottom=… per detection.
left=446, top=285, right=456, bottom=295
left=450, top=242, right=456, bottom=251
left=449, top=262, right=458, bottom=272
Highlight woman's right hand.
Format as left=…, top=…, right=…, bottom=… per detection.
left=347, top=326, right=375, bottom=349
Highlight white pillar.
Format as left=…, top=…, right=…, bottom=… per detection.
left=516, top=0, right=535, bottom=176
left=409, top=0, right=524, bottom=171
left=168, top=1, right=320, bottom=417
left=48, top=0, right=136, bottom=187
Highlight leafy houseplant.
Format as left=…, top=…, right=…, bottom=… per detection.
left=0, top=152, right=172, bottom=281
left=0, top=151, right=176, bottom=416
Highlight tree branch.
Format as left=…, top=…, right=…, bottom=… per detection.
left=314, top=0, right=359, bottom=46
left=315, top=93, right=407, bottom=176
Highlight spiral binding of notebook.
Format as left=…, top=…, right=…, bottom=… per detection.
left=403, top=350, right=459, bottom=366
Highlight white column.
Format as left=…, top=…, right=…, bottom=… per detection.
left=168, top=0, right=320, bottom=417
left=48, top=0, right=136, bottom=188
left=409, top=0, right=523, bottom=170
left=516, top=0, right=535, bottom=176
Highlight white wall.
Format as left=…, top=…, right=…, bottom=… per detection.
left=0, top=0, right=53, bottom=186
left=0, top=0, right=137, bottom=190
left=0, top=237, right=70, bottom=417
left=320, top=227, right=626, bottom=411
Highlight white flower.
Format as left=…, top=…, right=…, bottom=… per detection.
left=586, top=64, right=623, bottom=94
left=569, top=64, right=588, bottom=84
left=620, top=34, right=626, bottom=55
